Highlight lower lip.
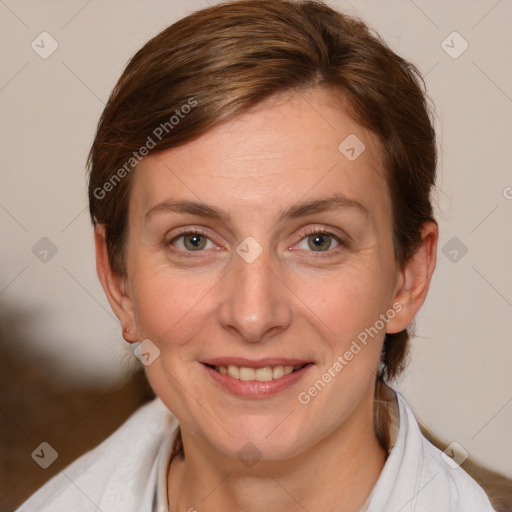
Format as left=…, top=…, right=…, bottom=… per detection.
left=203, top=363, right=313, bottom=398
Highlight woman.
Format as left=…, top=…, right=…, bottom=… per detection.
left=17, top=1, right=497, bottom=510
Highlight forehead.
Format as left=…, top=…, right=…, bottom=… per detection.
left=132, top=87, right=391, bottom=226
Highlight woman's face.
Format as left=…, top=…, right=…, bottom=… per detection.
left=119, top=87, right=408, bottom=462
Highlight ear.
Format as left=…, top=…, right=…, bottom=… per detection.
left=386, top=222, right=438, bottom=334
left=94, top=225, right=138, bottom=343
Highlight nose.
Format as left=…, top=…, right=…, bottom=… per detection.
left=218, top=244, right=293, bottom=343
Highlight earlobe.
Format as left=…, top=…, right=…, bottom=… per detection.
left=94, top=225, right=138, bottom=343
left=386, top=222, right=438, bottom=334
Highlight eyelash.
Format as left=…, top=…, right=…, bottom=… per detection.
left=167, top=227, right=348, bottom=258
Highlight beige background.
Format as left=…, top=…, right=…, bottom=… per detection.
left=1, top=0, right=511, bottom=500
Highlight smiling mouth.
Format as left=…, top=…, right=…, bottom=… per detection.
left=205, top=363, right=308, bottom=382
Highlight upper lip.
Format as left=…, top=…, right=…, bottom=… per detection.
left=201, top=357, right=312, bottom=368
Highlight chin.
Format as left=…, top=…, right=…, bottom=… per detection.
left=203, top=415, right=310, bottom=464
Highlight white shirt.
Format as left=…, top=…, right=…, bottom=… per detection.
left=16, top=390, right=496, bottom=512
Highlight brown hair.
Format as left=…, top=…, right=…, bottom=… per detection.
left=87, top=0, right=437, bottom=408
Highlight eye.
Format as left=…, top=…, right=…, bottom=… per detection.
left=296, top=228, right=344, bottom=253
left=168, top=228, right=215, bottom=252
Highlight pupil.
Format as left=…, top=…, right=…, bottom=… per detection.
left=309, top=234, right=330, bottom=251
left=185, top=234, right=205, bottom=250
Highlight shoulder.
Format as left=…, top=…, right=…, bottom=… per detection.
left=369, top=390, right=496, bottom=511
left=15, top=398, right=178, bottom=512
left=413, top=414, right=496, bottom=510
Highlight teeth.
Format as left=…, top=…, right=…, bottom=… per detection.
left=239, top=367, right=255, bottom=381
left=272, top=366, right=284, bottom=379
left=227, top=365, right=239, bottom=379
left=255, top=367, right=273, bottom=381
left=215, top=364, right=304, bottom=381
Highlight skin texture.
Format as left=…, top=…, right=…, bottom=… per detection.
left=95, top=87, right=438, bottom=511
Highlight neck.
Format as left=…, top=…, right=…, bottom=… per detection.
left=168, top=391, right=387, bottom=512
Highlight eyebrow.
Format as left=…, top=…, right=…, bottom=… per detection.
left=144, top=193, right=369, bottom=226
left=277, top=194, right=369, bottom=222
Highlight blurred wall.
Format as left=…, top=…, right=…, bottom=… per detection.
left=1, top=0, right=511, bottom=505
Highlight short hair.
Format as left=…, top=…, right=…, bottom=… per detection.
left=87, top=0, right=437, bottom=387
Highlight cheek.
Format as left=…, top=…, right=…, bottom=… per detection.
left=130, top=264, right=219, bottom=345
left=293, top=264, right=391, bottom=344
left=292, top=270, right=388, bottom=416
